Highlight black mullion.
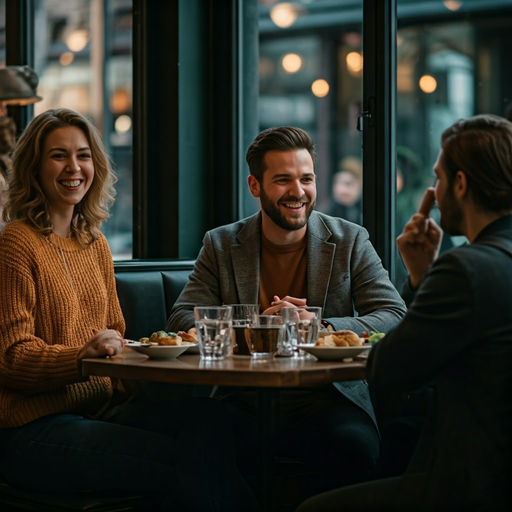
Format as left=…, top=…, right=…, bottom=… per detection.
left=132, top=0, right=179, bottom=258
left=362, top=0, right=397, bottom=278
left=5, top=0, right=35, bottom=133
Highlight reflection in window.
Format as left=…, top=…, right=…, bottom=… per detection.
left=33, top=0, right=133, bottom=259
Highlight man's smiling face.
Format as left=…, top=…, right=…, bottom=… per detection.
left=254, top=149, right=316, bottom=232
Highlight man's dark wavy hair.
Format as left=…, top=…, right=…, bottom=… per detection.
left=245, top=126, right=316, bottom=182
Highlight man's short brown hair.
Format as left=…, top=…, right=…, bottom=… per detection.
left=441, top=114, right=512, bottom=213
left=245, top=126, right=316, bottom=182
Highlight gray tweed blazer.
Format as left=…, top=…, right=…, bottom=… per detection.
left=168, top=211, right=406, bottom=427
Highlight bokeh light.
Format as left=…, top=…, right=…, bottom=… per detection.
left=281, top=53, right=303, bottom=73
left=65, top=29, right=89, bottom=52
left=311, top=79, right=329, bottom=98
left=419, top=74, right=437, bottom=93
left=346, top=51, right=363, bottom=75
left=115, top=115, right=132, bottom=134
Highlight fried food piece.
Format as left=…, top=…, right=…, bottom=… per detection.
left=315, top=329, right=362, bottom=347
left=178, top=330, right=198, bottom=343
left=155, top=336, right=182, bottom=346
left=335, top=330, right=362, bottom=346
left=315, top=335, right=337, bottom=347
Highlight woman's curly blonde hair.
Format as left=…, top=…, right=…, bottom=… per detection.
left=3, top=108, right=116, bottom=245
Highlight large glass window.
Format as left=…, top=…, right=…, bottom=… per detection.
left=257, top=0, right=363, bottom=223
left=395, top=0, right=512, bottom=284
left=258, top=0, right=512, bottom=285
left=33, top=0, right=133, bottom=259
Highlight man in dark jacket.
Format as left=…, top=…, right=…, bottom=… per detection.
left=297, top=114, right=512, bottom=511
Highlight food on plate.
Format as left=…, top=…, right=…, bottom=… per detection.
left=139, top=331, right=183, bottom=346
left=368, top=331, right=385, bottom=344
left=177, top=328, right=198, bottom=343
left=315, top=329, right=363, bottom=347
left=316, top=335, right=337, bottom=347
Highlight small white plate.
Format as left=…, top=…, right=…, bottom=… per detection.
left=126, top=341, right=192, bottom=360
left=298, top=344, right=370, bottom=361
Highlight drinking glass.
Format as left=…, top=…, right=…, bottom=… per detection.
left=228, top=304, right=260, bottom=355
left=282, top=306, right=322, bottom=358
left=194, top=306, right=233, bottom=360
left=246, top=315, right=284, bottom=359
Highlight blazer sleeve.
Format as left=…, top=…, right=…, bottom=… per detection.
left=366, top=252, right=476, bottom=392
left=167, top=231, right=223, bottom=332
left=326, top=228, right=407, bottom=334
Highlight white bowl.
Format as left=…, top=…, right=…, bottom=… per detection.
left=126, top=341, right=191, bottom=360
left=298, top=344, right=370, bottom=361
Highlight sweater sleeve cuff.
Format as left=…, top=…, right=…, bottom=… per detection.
left=54, top=346, right=88, bottom=383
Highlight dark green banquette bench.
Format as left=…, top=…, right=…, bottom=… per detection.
left=114, top=260, right=195, bottom=340
left=0, top=260, right=194, bottom=512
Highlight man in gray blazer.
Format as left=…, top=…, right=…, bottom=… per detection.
left=168, top=126, right=406, bottom=501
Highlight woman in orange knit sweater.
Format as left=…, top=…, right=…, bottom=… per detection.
left=0, top=108, right=256, bottom=511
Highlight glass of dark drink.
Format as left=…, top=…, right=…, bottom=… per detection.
left=228, top=304, right=259, bottom=355
left=247, top=315, right=284, bottom=359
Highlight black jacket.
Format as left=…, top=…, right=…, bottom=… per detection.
left=367, top=214, right=512, bottom=511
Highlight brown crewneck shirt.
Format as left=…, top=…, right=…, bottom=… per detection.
left=259, top=233, right=307, bottom=311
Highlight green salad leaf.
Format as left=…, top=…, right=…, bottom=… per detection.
left=368, top=331, right=385, bottom=343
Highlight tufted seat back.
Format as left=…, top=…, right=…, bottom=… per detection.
left=114, top=262, right=194, bottom=340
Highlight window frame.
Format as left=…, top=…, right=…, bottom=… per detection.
left=6, top=0, right=397, bottom=268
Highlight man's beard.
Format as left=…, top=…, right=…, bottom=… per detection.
left=259, top=188, right=315, bottom=231
left=439, top=185, right=464, bottom=236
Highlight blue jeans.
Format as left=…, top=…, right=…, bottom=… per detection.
left=0, top=396, right=258, bottom=511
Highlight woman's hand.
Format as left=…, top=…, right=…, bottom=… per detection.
left=77, top=329, right=126, bottom=362
left=262, top=295, right=307, bottom=315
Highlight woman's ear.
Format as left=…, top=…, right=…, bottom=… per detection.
left=248, top=175, right=261, bottom=198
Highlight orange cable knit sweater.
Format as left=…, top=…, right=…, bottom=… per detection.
left=0, top=220, right=126, bottom=428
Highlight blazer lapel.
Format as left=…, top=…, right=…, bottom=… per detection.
left=307, top=212, right=336, bottom=310
left=231, top=213, right=262, bottom=305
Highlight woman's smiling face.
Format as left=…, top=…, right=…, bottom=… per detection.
left=39, top=126, right=94, bottom=215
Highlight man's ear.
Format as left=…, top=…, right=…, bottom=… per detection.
left=454, top=170, right=468, bottom=200
left=248, top=175, right=261, bottom=198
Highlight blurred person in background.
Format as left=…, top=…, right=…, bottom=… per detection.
left=328, top=156, right=363, bottom=224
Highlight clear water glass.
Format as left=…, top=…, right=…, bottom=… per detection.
left=194, top=306, right=233, bottom=360
left=282, top=306, right=322, bottom=358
